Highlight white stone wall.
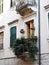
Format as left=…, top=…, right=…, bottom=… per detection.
left=40, top=0, right=49, bottom=53
left=0, top=54, right=49, bottom=65
left=0, top=11, right=38, bottom=50
left=0, top=57, right=38, bottom=65
left=0, top=0, right=38, bottom=51
left=0, top=0, right=49, bottom=61
left=41, top=53, right=49, bottom=65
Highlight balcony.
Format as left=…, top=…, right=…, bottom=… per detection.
left=16, top=0, right=36, bottom=16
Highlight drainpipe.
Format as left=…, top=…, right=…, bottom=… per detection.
left=38, top=0, right=41, bottom=65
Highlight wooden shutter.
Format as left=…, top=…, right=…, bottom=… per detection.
left=26, top=20, right=34, bottom=38
left=0, top=0, right=3, bottom=14
left=10, top=26, right=16, bottom=47
left=0, top=32, right=4, bottom=49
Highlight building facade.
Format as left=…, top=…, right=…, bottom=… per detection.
left=0, top=0, right=49, bottom=65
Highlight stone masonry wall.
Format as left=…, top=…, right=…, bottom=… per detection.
left=0, top=53, right=49, bottom=65
left=41, top=53, right=49, bottom=65
left=0, top=57, right=38, bottom=65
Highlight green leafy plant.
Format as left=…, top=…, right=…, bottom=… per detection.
left=13, top=36, right=38, bottom=61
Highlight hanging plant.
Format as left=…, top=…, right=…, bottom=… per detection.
left=13, top=36, right=38, bottom=61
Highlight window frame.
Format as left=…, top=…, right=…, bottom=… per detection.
left=11, top=0, right=16, bottom=7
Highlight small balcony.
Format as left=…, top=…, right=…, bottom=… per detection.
left=16, top=0, right=36, bottom=16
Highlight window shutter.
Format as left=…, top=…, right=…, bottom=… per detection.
left=10, top=26, right=16, bottom=47
left=0, top=0, right=3, bottom=14
left=26, top=20, right=34, bottom=38
left=0, top=32, right=4, bottom=49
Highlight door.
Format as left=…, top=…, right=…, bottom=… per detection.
left=0, top=32, right=4, bottom=49
left=26, top=20, right=34, bottom=38
left=10, top=26, right=16, bottom=47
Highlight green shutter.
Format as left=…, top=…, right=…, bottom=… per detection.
left=10, top=26, right=16, bottom=47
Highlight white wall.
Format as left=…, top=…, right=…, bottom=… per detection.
left=0, top=14, right=38, bottom=50
left=40, top=0, right=49, bottom=53
left=0, top=0, right=49, bottom=55
left=0, top=0, right=38, bottom=51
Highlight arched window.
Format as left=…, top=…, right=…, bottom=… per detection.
left=10, top=26, right=16, bottom=47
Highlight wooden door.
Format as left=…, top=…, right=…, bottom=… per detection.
left=26, top=20, right=34, bottom=38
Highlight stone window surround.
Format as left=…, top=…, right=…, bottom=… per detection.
left=8, top=19, right=19, bottom=25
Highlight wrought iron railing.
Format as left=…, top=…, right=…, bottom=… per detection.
left=16, top=0, right=36, bottom=11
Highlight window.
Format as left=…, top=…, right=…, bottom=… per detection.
left=10, top=26, right=16, bottom=47
left=0, top=0, right=3, bottom=14
left=48, top=13, right=49, bottom=28
left=11, top=0, right=16, bottom=7
left=26, top=20, right=35, bottom=38
left=0, top=32, right=4, bottom=49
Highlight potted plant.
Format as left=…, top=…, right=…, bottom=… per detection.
left=13, top=36, right=38, bottom=61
